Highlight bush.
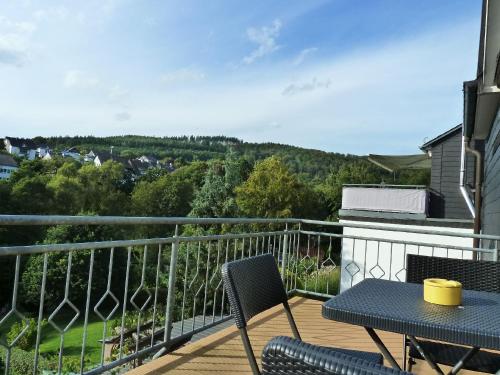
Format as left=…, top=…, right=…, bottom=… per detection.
left=7, top=318, right=45, bottom=351
left=43, top=354, right=83, bottom=374
left=0, top=348, right=48, bottom=375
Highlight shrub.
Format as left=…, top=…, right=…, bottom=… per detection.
left=7, top=318, right=44, bottom=351
left=0, top=348, right=48, bottom=375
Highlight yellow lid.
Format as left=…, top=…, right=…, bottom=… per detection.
left=423, top=278, right=462, bottom=306
left=424, top=278, right=462, bottom=288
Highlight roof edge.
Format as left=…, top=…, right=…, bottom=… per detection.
left=420, top=124, right=462, bottom=150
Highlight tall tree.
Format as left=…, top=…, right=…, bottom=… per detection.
left=189, top=161, right=237, bottom=218
left=131, top=174, right=193, bottom=217
left=235, top=156, right=312, bottom=218
left=77, top=161, right=129, bottom=215
left=47, top=161, right=84, bottom=214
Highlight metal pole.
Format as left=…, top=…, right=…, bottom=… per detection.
left=164, top=225, right=180, bottom=343
left=281, top=223, right=289, bottom=281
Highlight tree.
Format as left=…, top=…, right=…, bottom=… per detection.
left=46, top=162, right=84, bottom=214
left=9, top=158, right=60, bottom=184
left=131, top=174, right=193, bottom=217
left=397, top=169, right=430, bottom=186
left=10, top=176, right=53, bottom=214
left=189, top=161, right=237, bottom=218
left=77, top=161, right=129, bottom=215
left=0, top=181, right=11, bottom=213
left=224, top=151, right=251, bottom=190
left=235, top=156, right=311, bottom=218
left=170, top=161, right=208, bottom=190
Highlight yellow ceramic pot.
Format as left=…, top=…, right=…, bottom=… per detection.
left=423, top=278, right=462, bottom=306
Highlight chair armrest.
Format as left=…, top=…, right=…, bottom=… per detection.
left=262, top=336, right=411, bottom=375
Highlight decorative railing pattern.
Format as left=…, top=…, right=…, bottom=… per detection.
left=0, top=215, right=498, bottom=375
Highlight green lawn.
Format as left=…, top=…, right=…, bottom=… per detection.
left=0, top=313, right=113, bottom=370
left=39, top=316, right=112, bottom=365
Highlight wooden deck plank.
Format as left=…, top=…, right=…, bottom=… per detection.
left=128, top=297, right=488, bottom=375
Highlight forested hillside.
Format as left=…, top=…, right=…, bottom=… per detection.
left=40, top=135, right=358, bottom=181
left=0, top=134, right=430, bottom=249
left=1, top=135, right=430, bottom=229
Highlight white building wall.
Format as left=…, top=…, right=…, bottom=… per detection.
left=339, top=220, right=473, bottom=293
left=7, top=145, right=20, bottom=156
left=27, top=149, right=36, bottom=160
left=0, top=165, right=18, bottom=179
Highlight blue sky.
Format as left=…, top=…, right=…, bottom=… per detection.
left=0, top=0, right=482, bottom=154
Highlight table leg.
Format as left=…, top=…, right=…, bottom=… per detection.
left=364, top=327, right=401, bottom=370
left=402, top=335, right=407, bottom=371
left=447, top=346, right=479, bottom=375
left=408, top=336, right=444, bottom=375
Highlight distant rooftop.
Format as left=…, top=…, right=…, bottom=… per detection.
left=0, top=154, right=18, bottom=167
left=5, top=136, right=37, bottom=149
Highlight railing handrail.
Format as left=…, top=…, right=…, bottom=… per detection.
left=0, top=214, right=299, bottom=226
left=0, top=230, right=298, bottom=256
left=1, top=214, right=500, bottom=241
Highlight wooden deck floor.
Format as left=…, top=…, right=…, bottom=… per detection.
left=128, top=297, right=484, bottom=375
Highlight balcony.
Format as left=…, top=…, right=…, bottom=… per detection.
left=0, top=215, right=498, bottom=375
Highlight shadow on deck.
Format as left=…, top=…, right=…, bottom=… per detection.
left=127, top=297, right=484, bottom=375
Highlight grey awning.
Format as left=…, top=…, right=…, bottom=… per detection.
left=367, top=154, right=431, bottom=173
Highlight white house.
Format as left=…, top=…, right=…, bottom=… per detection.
left=42, top=151, right=53, bottom=160
left=138, top=155, right=159, bottom=167
left=4, top=137, right=37, bottom=160
left=93, top=151, right=113, bottom=167
left=36, top=145, right=50, bottom=158
left=61, top=147, right=81, bottom=161
left=83, top=150, right=96, bottom=162
left=0, top=154, right=18, bottom=180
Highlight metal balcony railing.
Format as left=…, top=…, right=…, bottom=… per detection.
left=0, top=215, right=498, bottom=375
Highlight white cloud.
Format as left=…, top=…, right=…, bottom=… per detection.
left=242, top=19, right=282, bottom=64
left=0, top=16, right=36, bottom=67
left=282, top=77, right=331, bottom=96
left=0, top=35, right=28, bottom=66
left=293, top=47, right=318, bottom=66
left=0, top=16, right=36, bottom=34
left=160, top=67, right=205, bottom=84
left=64, top=70, right=100, bottom=88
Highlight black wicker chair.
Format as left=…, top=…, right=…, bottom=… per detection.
left=262, top=336, right=411, bottom=375
left=405, top=254, right=500, bottom=373
left=222, top=254, right=399, bottom=375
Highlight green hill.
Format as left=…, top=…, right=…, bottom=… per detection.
left=40, top=135, right=360, bottom=181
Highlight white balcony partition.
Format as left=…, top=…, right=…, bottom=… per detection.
left=341, top=186, right=428, bottom=214
left=339, top=220, right=474, bottom=293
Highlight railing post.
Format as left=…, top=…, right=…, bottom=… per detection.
left=281, top=223, right=289, bottom=281
left=164, top=225, right=180, bottom=343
